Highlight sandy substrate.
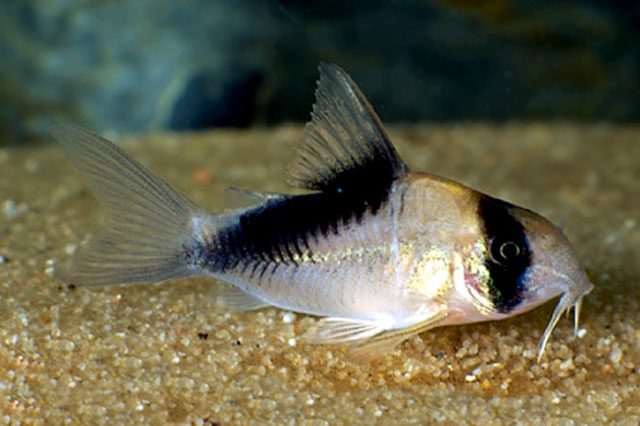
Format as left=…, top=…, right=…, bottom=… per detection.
left=1, top=123, right=639, bottom=424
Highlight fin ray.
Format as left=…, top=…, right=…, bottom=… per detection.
left=346, top=309, right=449, bottom=361
left=304, top=317, right=385, bottom=343
left=222, top=186, right=287, bottom=210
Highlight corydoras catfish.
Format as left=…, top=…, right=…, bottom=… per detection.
left=50, top=63, right=593, bottom=361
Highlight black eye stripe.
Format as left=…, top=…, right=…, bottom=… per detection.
left=479, top=196, right=532, bottom=312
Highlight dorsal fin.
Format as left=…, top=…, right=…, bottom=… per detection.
left=286, top=63, right=408, bottom=193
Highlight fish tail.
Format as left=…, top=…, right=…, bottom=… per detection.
left=50, top=124, right=209, bottom=286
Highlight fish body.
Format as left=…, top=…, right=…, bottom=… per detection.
left=50, top=63, right=592, bottom=360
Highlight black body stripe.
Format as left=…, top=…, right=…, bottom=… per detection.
left=201, top=180, right=392, bottom=274
left=478, top=196, right=531, bottom=312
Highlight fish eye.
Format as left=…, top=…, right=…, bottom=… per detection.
left=500, top=241, right=520, bottom=259
left=490, top=237, right=526, bottom=265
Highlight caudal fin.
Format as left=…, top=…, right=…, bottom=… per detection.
left=50, top=124, right=207, bottom=286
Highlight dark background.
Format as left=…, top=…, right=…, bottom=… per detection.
left=1, top=0, right=639, bottom=143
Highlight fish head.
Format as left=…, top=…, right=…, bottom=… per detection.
left=496, top=204, right=593, bottom=360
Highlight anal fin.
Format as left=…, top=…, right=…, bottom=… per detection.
left=213, top=284, right=270, bottom=311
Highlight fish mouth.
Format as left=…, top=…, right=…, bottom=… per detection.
left=536, top=276, right=593, bottom=362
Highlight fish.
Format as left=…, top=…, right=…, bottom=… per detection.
left=50, top=63, right=593, bottom=362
